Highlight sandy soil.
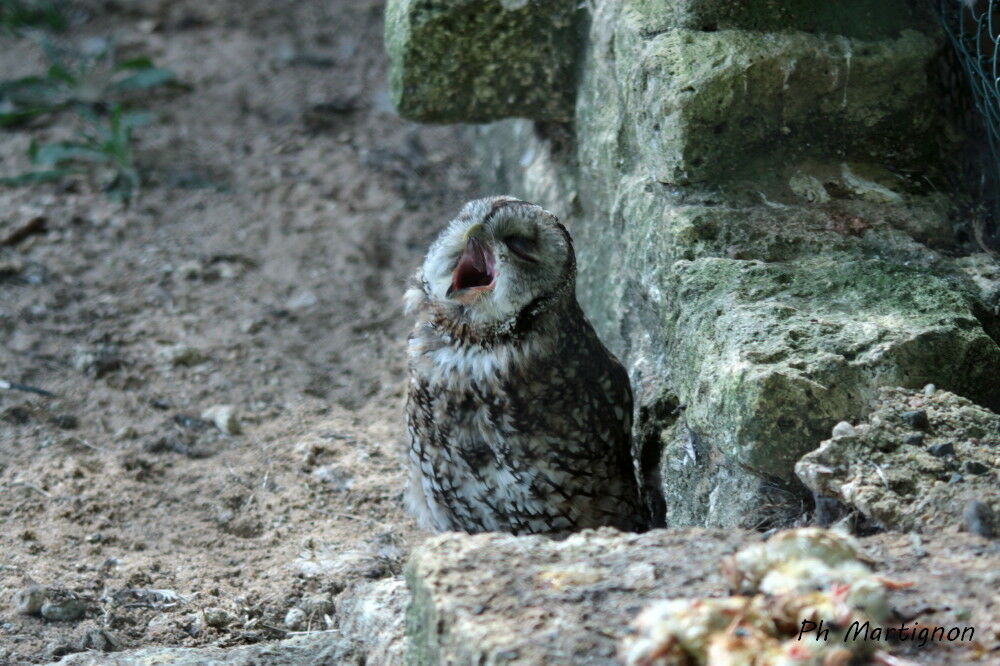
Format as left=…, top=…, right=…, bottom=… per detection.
left=0, top=1, right=476, bottom=661
left=2, top=3, right=998, bottom=666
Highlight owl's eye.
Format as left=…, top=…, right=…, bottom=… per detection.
left=503, top=235, right=538, bottom=263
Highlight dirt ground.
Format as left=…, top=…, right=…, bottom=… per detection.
left=2, top=3, right=999, bottom=666
left=0, top=1, right=476, bottom=661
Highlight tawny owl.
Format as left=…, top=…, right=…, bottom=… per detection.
left=403, top=196, right=645, bottom=535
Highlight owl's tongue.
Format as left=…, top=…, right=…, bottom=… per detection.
left=449, top=237, right=495, bottom=295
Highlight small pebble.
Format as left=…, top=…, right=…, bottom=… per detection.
left=902, top=433, right=924, bottom=446
left=831, top=421, right=855, bottom=438
left=286, top=290, right=318, bottom=311
left=922, top=383, right=935, bottom=395
left=962, top=460, right=989, bottom=475
left=78, top=628, right=118, bottom=652
left=157, top=344, right=207, bottom=367
left=298, top=593, right=335, bottom=616
left=51, top=414, right=79, bottom=430
left=201, top=607, right=234, bottom=628
left=284, top=607, right=307, bottom=630
left=114, top=426, right=139, bottom=441
left=201, top=404, right=241, bottom=435
left=901, top=410, right=929, bottom=430
left=927, top=442, right=954, bottom=457
left=72, top=345, right=122, bottom=377
left=40, top=593, right=87, bottom=621
left=176, top=260, right=202, bottom=280
left=15, top=586, right=46, bottom=615
left=947, top=472, right=963, bottom=484
left=963, top=501, right=996, bottom=538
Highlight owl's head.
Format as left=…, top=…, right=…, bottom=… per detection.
left=408, top=196, right=575, bottom=327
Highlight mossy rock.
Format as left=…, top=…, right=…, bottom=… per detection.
left=624, top=0, right=934, bottom=39
left=385, top=0, right=581, bottom=123
left=621, top=28, right=940, bottom=184
left=797, top=387, right=1000, bottom=534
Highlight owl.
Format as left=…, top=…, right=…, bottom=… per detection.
left=403, top=196, right=645, bottom=535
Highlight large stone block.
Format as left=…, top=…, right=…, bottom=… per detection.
left=405, top=529, right=1000, bottom=665
left=624, top=0, right=933, bottom=39
left=797, top=387, right=1000, bottom=534
left=405, top=529, right=746, bottom=665
left=652, top=254, right=1000, bottom=526
left=385, top=0, right=581, bottom=123
left=621, top=27, right=940, bottom=184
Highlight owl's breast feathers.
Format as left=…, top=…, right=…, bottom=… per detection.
left=406, top=296, right=644, bottom=535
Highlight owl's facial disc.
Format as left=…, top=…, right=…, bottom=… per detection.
left=447, top=236, right=495, bottom=304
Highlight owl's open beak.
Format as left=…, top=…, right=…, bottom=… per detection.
left=447, top=235, right=495, bottom=302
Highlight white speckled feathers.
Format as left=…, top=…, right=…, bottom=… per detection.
left=404, top=197, right=644, bottom=535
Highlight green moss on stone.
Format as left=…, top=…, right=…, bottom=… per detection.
left=385, top=0, right=580, bottom=123
left=625, top=28, right=939, bottom=184
left=625, top=0, right=933, bottom=40
left=664, top=256, right=1000, bottom=480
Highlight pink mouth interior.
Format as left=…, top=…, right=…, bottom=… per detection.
left=449, top=237, right=495, bottom=295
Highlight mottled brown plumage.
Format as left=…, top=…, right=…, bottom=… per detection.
left=404, top=196, right=644, bottom=535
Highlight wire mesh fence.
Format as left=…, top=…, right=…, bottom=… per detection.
left=938, top=0, right=1000, bottom=238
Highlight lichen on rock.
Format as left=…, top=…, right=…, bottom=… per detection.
left=385, top=0, right=581, bottom=122
left=796, top=387, right=1000, bottom=534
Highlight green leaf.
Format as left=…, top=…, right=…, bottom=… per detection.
left=119, top=110, right=151, bottom=129
left=0, top=108, right=45, bottom=127
left=32, top=141, right=111, bottom=166
left=115, top=56, right=155, bottom=71
left=46, top=61, right=75, bottom=84
left=0, top=169, right=69, bottom=186
left=113, top=67, right=175, bottom=91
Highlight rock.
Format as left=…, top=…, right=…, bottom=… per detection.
left=2, top=212, right=47, bottom=246
left=927, top=442, right=954, bottom=457
left=962, top=460, right=989, bottom=475
left=404, top=528, right=1000, bottom=664
left=40, top=591, right=88, bottom=622
left=283, top=607, right=307, bottom=631
left=831, top=421, right=855, bottom=438
left=385, top=0, right=580, bottom=122
left=176, top=260, right=203, bottom=280
left=406, top=529, right=745, bottom=664
left=619, top=23, right=940, bottom=185
left=624, top=0, right=931, bottom=38
left=903, top=432, right=925, bottom=446
left=298, top=593, right=335, bottom=617
left=311, top=465, right=353, bottom=491
left=16, top=587, right=88, bottom=622
left=0, top=255, right=25, bottom=277
left=44, top=631, right=359, bottom=665
left=285, top=290, right=318, bottom=311
left=201, top=404, right=241, bottom=435
left=15, top=586, right=47, bottom=615
left=796, top=387, right=1000, bottom=532
left=337, top=578, right=409, bottom=664
left=78, top=627, right=118, bottom=652
left=962, top=501, right=996, bottom=538
left=901, top=409, right=930, bottom=430
left=52, top=414, right=79, bottom=430
left=156, top=344, right=208, bottom=367
left=201, top=607, right=235, bottom=629
left=72, top=345, right=123, bottom=378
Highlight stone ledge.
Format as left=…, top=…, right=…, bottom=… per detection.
left=405, top=529, right=1000, bottom=665
left=619, top=26, right=939, bottom=184
left=623, top=0, right=933, bottom=40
